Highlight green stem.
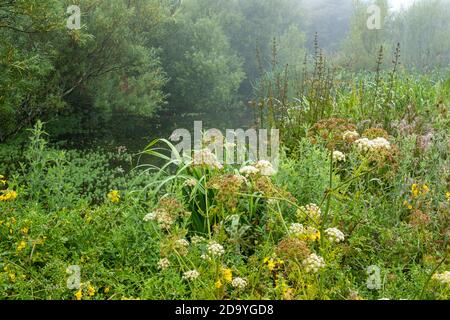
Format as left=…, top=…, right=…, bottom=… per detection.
left=418, top=252, right=448, bottom=299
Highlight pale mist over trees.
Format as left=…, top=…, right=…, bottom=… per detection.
left=1, top=0, right=449, bottom=140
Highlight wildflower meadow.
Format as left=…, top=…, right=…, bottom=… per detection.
left=0, top=0, right=449, bottom=303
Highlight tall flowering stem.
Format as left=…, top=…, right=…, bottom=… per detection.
left=320, top=148, right=334, bottom=249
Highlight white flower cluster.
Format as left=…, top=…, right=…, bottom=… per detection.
left=207, top=241, right=225, bottom=257
left=289, top=223, right=305, bottom=236
left=325, top=227, right=345, bottom=243
left=183, top=270, right=200, bottom=281
left=299, top=203, right=322, bottom=221
left=239, top=160, right=276, bottom=176
left=332, top=150, right=346, bottom=162
left=234, top=174, right=248, bottom=185
left=143, top=209, right=174, bottom=229
left=342, top=130, right=360, bottom=141
left=191, top=235, right=206, bottom=245
left=175, top=239, right=189, bottom=248
left=255, top=160, right=276, bottom=176
left=231, top=277, right=247, bottom=290
left=192, top=149, right=223, bottom=169
left=303, top=253, right=326, bottom=273
left=157, top=258, right=170, bottom=270
left=201, top=253, right=212, bottom=261
left=354, top=137, right=391, bottom=153
left=432, top=271, right=450, bottom=286
left=184, top=178, right=197, bottom=187
left=239, top=165, right=259, bottom=176
left=143, top=212, right=157, bottom=222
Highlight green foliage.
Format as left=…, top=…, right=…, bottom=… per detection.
left=2, top=121, right=152, bottom=210
left=1, top=117, right=448, bottom=300
left=0, top=0, right=169, bottom=141
left=1, top=0, right=449, bottom=302
left=161, top=14, right=244, bottom=113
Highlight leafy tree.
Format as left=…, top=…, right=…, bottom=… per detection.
left=391, top=0, right=450, bottom=71
left=0, top=0, right=170, bottom=140
left=341, top=0, right=390, bottom=70
left=0, top=0, right=65, bottom=141
left=160, top=14, right=244, bottom=114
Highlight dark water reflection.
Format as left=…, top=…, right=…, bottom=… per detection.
left=48, top=107, right=253, bottom=155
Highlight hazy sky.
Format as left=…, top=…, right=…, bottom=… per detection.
left=390, top=0, right=415, bottom=11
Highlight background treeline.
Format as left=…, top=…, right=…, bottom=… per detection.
left=1, top=0, right=450, bottom=142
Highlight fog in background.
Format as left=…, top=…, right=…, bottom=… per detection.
left=1, top=0, right=449, bottom=147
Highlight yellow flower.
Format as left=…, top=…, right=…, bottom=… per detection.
left=9, top=273, right=16, bottom=283
left=0, top=175, right=6, bottom=185
left=403, top=200, right=413, bottom=210
left=411, top=184, right=419, bottom=197
left=446, top=192, right=450, bottom=199
left=17, top=241, right=26, bottom=252
left=107, top=190, right=120, bottom=204
left=104, top=286, right=110, bottom=294
left=222, top=268, right=233, bottom=283
left=75, top=289, right=82, bottom=300
left=215, top=279, right=223, bottom=289
left=21, top=227, right=29, bottom=235
left=87, top=285, right=95, bottom=297
left=0, top=190, right=18, bottom=202
left=266, top=259, right=276, bottom=271
left=411, top=183, right=430, bottom=198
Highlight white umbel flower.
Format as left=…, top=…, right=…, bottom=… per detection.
left=239, top=165, right=259, bottom=176
left=332, top=151, right=346, bottom=162
left=432, top=271, right=450, bottom=286
left=175, top=239, right=189, bottom=248
left=343, top=130, right=360, bottom=141
left=157, top=258, right=170, bottom=270
left=255, top=160, right=276, bottom=176
left=303, top=253, right=325, bottom=273
left=191, top=235, right=206, bottom=245
left=201, top=253, right=212, bottom=261
left=325, top=227, right=345, bottom=243
left=183, top=270, right=200, bottom=281
left=207, top=241, right=225, bottom=257
left=289, top=223, right=305, bottom=236
left=372, top=137, right=391, bottom=150
left=354, top=138, right=373, bottom=153
left=184, top=178, right=197, bottom=187
left=354, top=137, right=391, bottom=153
left=143, top=212, right=157, bottom=222
left=298, top=203, right=322, bottom=222
left=231, top=277, right=247, bottom=290
left=192, top=149, right=223, bottom=169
